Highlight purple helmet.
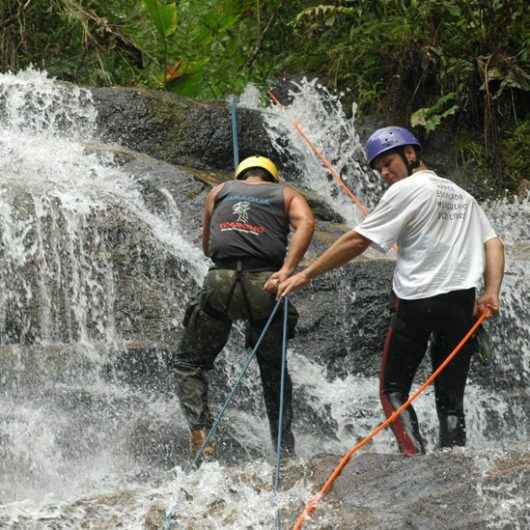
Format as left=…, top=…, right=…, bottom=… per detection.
left=365, top=126, right=421, bottom=167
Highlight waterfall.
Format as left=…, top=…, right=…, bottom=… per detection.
left=240, top=78, right=384, bottom=226
left=0, top=70, right=210, bottom=514
left=0, top=71, right=529, bottom=529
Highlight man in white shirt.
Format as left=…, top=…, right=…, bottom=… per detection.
left=276, top=126, right=505, bottom=455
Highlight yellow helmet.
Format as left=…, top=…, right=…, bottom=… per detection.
left=234, top=156, right=280, bottom=182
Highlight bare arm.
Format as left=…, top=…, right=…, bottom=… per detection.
left=281, top=188, right=315, bottom=275
left=276, top=230, right=371, bottom=298
left=264, top=187, right=315, bottom=292
left=202, top=183, right=224, bottom=256
left=476, top=237, right=505, bottom=315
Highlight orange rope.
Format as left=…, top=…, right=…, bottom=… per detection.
left=292, top=310, right=491, bottom=530
left=267, top=89, right=282, bottom=108
left=292, top=120, right=369, bottom=217
left=267, top=90, right=369, bottom=217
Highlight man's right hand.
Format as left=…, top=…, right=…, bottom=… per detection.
left=475, top=292, right=500, bottom=316
left=276, top=271, right=310, bottom=299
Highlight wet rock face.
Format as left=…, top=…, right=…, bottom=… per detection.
left=91, top=86, right=311, bottom=183
left=298, top=258, right=395, bottom=378
left=117, top=149, right=396, bottom=378
left=12, top=143, right=514, bottom=394
left=91, top=88, right=277, bottom=172
left=286, top=449, right=530, bottom=529
left=1, top=143, right=524, bottom=430
left=76, top=147, right=382, bottom=360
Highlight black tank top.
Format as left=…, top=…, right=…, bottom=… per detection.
left=209, top=181, right=289, bottom=267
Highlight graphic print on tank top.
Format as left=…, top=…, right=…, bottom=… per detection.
left=209, top=182, right=289, bottom=265
left=234, top=202, right=250, bottom=223
left=218, top=200, right=266, bottom=234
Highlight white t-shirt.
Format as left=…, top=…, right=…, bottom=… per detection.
left=355, top=170, right=497, bottom=300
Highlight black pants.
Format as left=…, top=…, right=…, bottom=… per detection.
left=379, top=288, right=476, bottom=455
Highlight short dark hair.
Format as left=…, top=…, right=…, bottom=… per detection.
left=239, top=167, right=276, bottom=182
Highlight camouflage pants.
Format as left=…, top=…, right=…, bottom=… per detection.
left=173, top=268, right=298, bottom=455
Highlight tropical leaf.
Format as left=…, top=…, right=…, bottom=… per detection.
left=143, top=0, right=177, bottom=38
left=295, top=5, right=355, bottom=27
left=411, top=93, right=459, bottom=132
left=477, top=54, right=530, bottom=99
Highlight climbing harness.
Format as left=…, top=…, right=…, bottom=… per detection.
left=267, top=90, right=368, bottom=218
left=291, top=309, right=491, bottom=530
left=221, top=260, right=257, bottom=324
left=273, top=296, right=290, bottom=529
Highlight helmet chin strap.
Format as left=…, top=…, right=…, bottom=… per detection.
left=398, top=150, right=421, bottom=176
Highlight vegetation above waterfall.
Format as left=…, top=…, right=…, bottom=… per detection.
left=2, top=0, right=529, bottom=197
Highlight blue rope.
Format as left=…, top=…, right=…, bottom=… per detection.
left=273, top=296, right=289, bottom=529
left=230, top=95, right=240, bottom=168
left=164, top=297, right=284, bottom=530
left=191, top=296, right=283, bottom=469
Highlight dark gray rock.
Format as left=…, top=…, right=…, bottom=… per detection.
left=282, top=449, right=530, bottom=529
left=91, top=87, right=275, bottom=172
left=90, top=86, right=324, bottom=186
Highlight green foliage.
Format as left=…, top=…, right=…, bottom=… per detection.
left=160, top=0, right=247, bottom=97
left=411, top=93, right=459, bottom=132
left=1, top=0, right=148, bottom=86
left=143, top=0, right=177, bottom=38
left=502, top=120, right=530, bottom=190
left=2, top=0, right=530, bottom=195
left=289, top=0, right=530, bottom=194
left=295, top=5, right=355, bottom=28
left=142, top=0, right=177, bottom=84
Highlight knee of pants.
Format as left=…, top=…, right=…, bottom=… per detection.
left=380, top=324, right=429, bottom=396
left=174, top=306, right=231, bottom=370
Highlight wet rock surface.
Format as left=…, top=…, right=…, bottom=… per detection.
left=4, top=448, right=527, bottom=530
left=90, top=86, right=344, bottom=188
left=91, top=87, right=276, bottom=173
left=2, top=143, right=524, bottom=431
left=283, top=448, right=530, bottom=529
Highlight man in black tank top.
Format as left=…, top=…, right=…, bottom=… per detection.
left=173, top=156, right=315, bottom=462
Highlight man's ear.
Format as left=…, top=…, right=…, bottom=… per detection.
left=403, top=145, right=417, bottom=163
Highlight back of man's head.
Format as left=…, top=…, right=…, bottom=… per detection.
left=239, top=167, right=276, bottom=182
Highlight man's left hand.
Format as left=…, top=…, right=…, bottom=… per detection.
left=276, top=271, right=310, bottom=299
left=264, top=270, right=289, bottom=294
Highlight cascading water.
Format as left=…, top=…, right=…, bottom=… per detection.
left=0, top=69, right=529, bottom=529
left=0, top=70, right=316, bottom=530
left=0, top=70, right=221, bottom=527
left=240, top=78, right=384, bottom=226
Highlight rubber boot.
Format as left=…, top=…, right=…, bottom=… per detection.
left=439, top=414, right=466, bottom=448
left=386, top=392, right=425, bottom=455
left=190, top=428, right=216, bottom=461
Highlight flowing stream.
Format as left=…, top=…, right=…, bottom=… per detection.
left=0, top=71, right=529, bottom=529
